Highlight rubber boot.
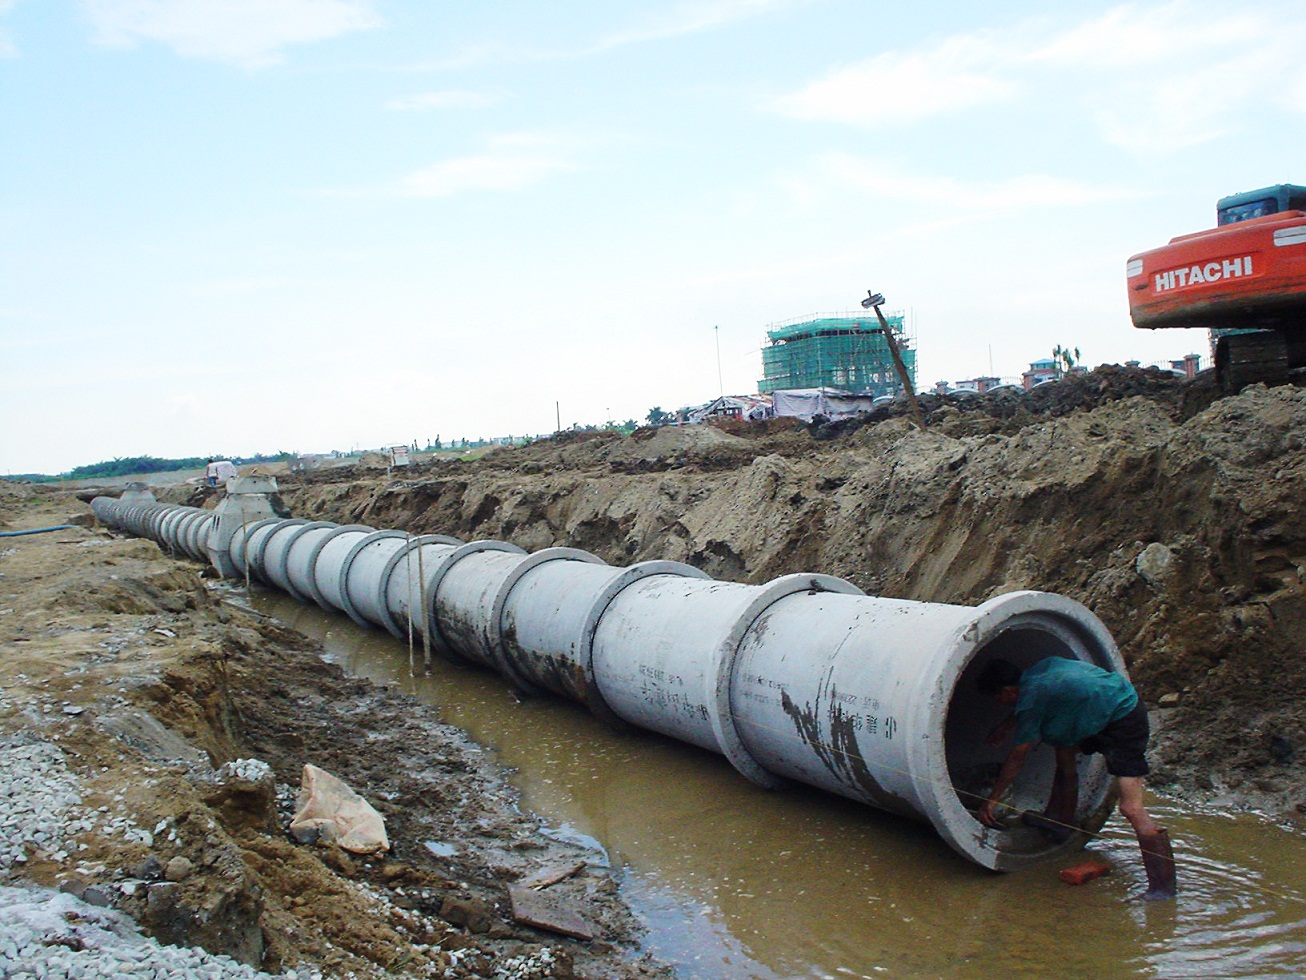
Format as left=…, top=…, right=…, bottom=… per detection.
left=1138, top=828, right=1177, bottom=901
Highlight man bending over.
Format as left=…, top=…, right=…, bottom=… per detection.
left=974, top=657, right=1176, bottom=901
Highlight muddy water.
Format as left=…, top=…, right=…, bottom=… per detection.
left=257, top=594, right=1306, bottom=979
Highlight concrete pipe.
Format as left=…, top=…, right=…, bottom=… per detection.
left=427, top=541, right=529, bottom=673
left=228, top=518, right=283, bottom=581
left=306, top=525, right=376, bottom=613
left=337, top=530, right=416, bottom=631
left=92, top=495, right=215, bottom=564
left=721, top=587, right=1120, bottom=870
left=180, top=512, right=213, bottom=562
left=378, top=534, right=462, bottom=641
left=498, top=556, right=710, bottom=715
left=158, top=509, right=190, bottom=556
left=276, top=522, right=343, bottom=604
left=145, top=505, right=174, bottom=541
left=92, top=492, right=1126, bottom=871
left=592, top=572, right=864, bottom=790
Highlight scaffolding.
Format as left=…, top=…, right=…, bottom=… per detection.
left=758, top=312, right=916, bottom=397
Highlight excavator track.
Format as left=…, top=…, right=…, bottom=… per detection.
left=1215, top=331, right=1291, bottom=393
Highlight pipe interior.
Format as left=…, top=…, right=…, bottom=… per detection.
left=944, top=625, right=1100, bottom=825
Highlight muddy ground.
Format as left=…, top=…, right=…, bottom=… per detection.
left=5, top=364, right=1306, bottom=974
left=0, top=486, right=672, bottom=978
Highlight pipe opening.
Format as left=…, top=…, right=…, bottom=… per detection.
left=943, top=623, right=1111, bottom=855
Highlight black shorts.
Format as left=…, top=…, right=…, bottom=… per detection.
left=1079, top=701, right=1150, bottom=778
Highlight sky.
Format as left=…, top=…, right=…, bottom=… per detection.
left=4, top=0, right=1306, bottom=474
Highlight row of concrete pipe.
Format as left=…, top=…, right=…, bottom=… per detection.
left=90, top=482, right=1124, bottom=871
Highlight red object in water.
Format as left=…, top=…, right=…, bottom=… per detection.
left=1059, top=858, right=1112, bottom=886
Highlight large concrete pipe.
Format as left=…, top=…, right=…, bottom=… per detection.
left=378, top=534, right=462, bottom=641
left=497, top=555, right=710, bottom=717
left=92, top=487, right=1126, bottom=872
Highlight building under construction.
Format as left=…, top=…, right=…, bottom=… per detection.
left=757, top=312, right=916, bottom=397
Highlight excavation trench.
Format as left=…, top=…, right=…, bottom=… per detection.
left=92, top=486, right=1121, bottom=871
left=254, top=588, right=1306, bottom=980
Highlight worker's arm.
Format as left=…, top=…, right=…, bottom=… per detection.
left=985, top=713, right=1017, bottom=747
left=977, top=742, right=1035, bottom=829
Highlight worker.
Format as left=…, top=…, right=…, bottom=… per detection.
left=204, top=459, right=219, bottom=488
left=974, top=657, right=1176, bottom=901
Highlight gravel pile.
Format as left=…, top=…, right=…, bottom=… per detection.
left=0, top=738, right=82, bottom=868
left=0, top=885, right=319, bottom=980
left=0, top=734, right=321, bottom=980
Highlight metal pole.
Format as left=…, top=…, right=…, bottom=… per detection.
left=864, top=292, right=926, bottom=430
left=715, top=325, right=724, bottom=399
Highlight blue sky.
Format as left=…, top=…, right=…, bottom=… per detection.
left=4, top=0, right=1305, bottom=473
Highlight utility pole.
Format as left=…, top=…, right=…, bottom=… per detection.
left=714, top=325, right=724, bottom=400
left=861, top=290, right=926, bottom=430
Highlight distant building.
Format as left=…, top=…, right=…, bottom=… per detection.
left=758, top=313, right=916, bottom=398
left=1022, top=358, right=1060, bottom=390
left=689, top=395, right=773, bottom=424
left=937, top=376, right=1001, bottom=395
left=1020, top=360, right=1091, bottom=390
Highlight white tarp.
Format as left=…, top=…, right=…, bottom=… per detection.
left=770, top=388, right=878, bottom=422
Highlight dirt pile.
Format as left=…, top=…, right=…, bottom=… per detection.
left=259, top=367, right=1306, bottom=815
left=0, top=486, right=670, bottom=979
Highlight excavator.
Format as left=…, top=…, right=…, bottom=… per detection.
left=1126, top=183, right=1306, bottom=391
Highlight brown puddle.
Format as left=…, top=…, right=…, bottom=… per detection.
left=255, top=592, right=1306, bottom=979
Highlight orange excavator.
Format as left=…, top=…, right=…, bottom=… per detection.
left=1126, top=184, right=1306, bottom=391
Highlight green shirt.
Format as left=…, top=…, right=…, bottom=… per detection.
left=1013, top=657, right=1138, bottom=747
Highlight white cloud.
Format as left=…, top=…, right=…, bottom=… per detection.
left=772, top=1, right=1306, bottom=154
left=0, top=0, right=17, bottom=58
left=397, top=133, right=582, bottom=198
left=167, top=391, right=208, bottom=417
left=809, top=156, right=1135, bottom=212
left=1027, top=1, right=1295, bottom=151
left=397, top=0, right=801, bottom=71
left=1026, top=1, right=1262, bottom=68
left=82, top=0, right=382, bottom=67
left=772, top=34, right=1016, bottom=125
left=595, top=0, right=797, bottom=50
left=385, top=89, right=502, bottom=112
left=1090, top=54, right=1269, bottom=152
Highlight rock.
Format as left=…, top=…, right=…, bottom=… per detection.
left=507, top=883, right=596, bottom=940
left=200, top=758, right=277, bottom=834
left=81, top=885, right=115, bottom=907
left=1135, top=542, right=1175, bottom=587
left=164, top=856, right=194, bottom=881
left=440, top=895, right=497, bottom=934
left=1158, top=693, right=1181, bottom=707
left=130, top=855, right=164, bottom=881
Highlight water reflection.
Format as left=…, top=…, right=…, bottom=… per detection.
left=253, top=592, right=1306, bottom=979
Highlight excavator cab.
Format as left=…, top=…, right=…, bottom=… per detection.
left=1217, top=184, right=1306, bottom=226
